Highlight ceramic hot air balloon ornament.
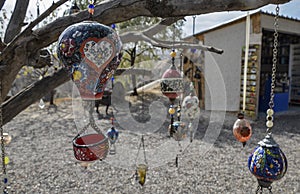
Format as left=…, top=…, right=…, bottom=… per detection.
left=57, top=7, right=122, bottom=100
left=248, top=5, right=287, bottom=193
left=233, top=112, right=252, bottom=147
left=57, top=2, right=122, bottom=162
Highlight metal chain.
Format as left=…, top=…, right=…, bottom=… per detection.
left=268, top=186, right=273, bottom=194
left=0, top=80, right=8, bottom=193
left=256, top=186, right=263, bottom=194
left=255, top=185, right=273, bottom=194
left=268, top=5, right=279, bottom=110
left=266, top=5, right=279, bottom=134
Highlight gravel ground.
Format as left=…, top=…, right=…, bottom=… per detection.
left=2, top=97, right=300, bottom=194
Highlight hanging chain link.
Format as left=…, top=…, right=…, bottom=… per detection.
left=256, top=185, right=273, bottom=194
left=266, top=5, right=280, bottom=134
left=0, top=80, right=8, bottom=193
left=268, top=5, right=280, bottom=110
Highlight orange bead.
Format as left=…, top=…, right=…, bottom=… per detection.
left=233, top=118, right=252, bottom=145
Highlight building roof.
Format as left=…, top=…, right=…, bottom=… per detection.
left=188, top=10, right=300, bottom=38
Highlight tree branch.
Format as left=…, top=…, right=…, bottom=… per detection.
left=2, top=67, right=151, bottom=125
left=4, top=0, right=30, bottom=43
left=2, top=68, right=70, bottom=125
left=0, top=0, right=5, bottom=11
left=25, top=0, right=68, bottom=33
left=120, top=30, right=224, bottom=54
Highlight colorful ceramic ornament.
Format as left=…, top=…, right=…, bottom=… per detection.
left=106, top=127, right=119, bottom=144
left=73, top=133, right=109, bottom=161
left=172, top=121, right=187, bottom=141
left=161, top=65, right=182, bottom=102
left=57, top=21, right=122, bottom=100
left=232, top=113, right=252, bottom=146
left=161, top=50, right=183, bottom=102
left=182, top=94, right=199, bottom=120
left=248, top=133, right=287, bottom=188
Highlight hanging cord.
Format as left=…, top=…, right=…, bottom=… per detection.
left=242, top=12, right=251, bottom=113
left=36, top=0, right=40, bottom=17
left=0, top=80, right=9, bottom=194
left=266, top=5, right=279, bottom=134
left=134, top=135, right=147, bottom=166
left=74, top=101, right=103, bottom=140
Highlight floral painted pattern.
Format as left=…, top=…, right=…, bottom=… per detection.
left=248, top=146, right=287, bottom=182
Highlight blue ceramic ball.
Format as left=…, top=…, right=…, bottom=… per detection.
left=248, top=145, right=287, bottom=187
left=57, top=21, right=122, bottom=99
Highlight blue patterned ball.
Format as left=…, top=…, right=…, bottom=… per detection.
left=248, top=145, right=287, bottom=186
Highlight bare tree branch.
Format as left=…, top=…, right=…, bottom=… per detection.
left=2, top=67, right=151, bottom=125
left=143, top=16, right=184, bottom=37
left=4, top=0, right=30, bottom=43
left=120, top=30, right=224, bottom=54
left=2, top=68, right=70, bottom=125
left=24, top=0, right=68, bottom=33
left=0, top=0, right=5, bottom=11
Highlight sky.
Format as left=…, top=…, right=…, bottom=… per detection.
left=182, top=0, right=300, bottom=37
left=1, top=0, right=300, bottom=38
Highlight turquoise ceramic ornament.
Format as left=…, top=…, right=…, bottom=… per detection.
left=57, top=21, right=122, bottom=100
left=248, top=133, right=287, bottom=188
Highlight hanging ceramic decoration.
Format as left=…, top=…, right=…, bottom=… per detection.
left=133, top=135, right=148, bottom=186
left=182, top=82, right=199, bottom=142
left=248, top=5, right=287, bottom=193
left=57, top=3, right=121, bottom=162
left=57, top=20, right=122, bottom=100
left=162, top=49, right=183, bottom=138
left=73, top=132, right=109, bottom=161
left=172, top=121, right=187, bottom=141
left=233, top=11, right=252, bottom=147
left=248, top=131, right=287, bottom=190
left=106, top=118, right=119, bottom=154
left=161, top=50, right=183, bottom=103
left=233, top=112, right=252, bottom=147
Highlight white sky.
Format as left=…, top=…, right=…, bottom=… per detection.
left=1, top=0, right=300, bottom=38
left=182, top=0, right=300, bottom=37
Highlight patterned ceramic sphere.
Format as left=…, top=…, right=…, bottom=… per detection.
left=248, top=134, right=288, bottom=188
left=106, top=127, right=119, bottom=144
left=161, top=65, right=182, bottom=101
left=57, top=21, right=122, bottom=100
left=182, top=94, right=199, bottom=120
left=233, top=118, right=252, bottom=143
